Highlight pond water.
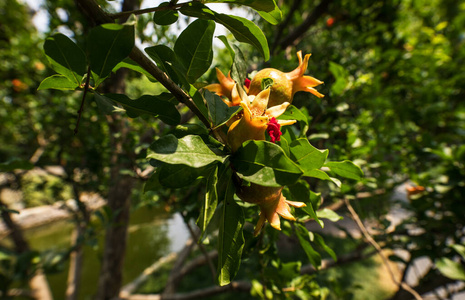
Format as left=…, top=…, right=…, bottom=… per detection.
left=24, top=207, right=190, bottom=299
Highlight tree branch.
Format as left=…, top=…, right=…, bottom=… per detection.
left=271, top=0, right=303, bottom=54
left=344, top=198, right=424, bottom=300
left=110, top=3, right=185, bottom=20
left=75, top=0, right=211, bottom=128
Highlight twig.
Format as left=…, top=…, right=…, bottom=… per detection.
left=344, top=198, right=423, bottom=300
left=163, top=238, right=196, bottom=295
left=184, top=221, right=217, bottom=281
left=74, top=65, right=92, bottom=135
left=110, top=3, right=185, bottom=19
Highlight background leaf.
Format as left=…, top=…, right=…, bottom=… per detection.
left=295, top=223, right=321, bottom=269
left=204, top=0, right=282, bottom=24
left=436, top=258, right=465, bottom=281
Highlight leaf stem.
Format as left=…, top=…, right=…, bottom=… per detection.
left=74, top=65, right=92, bottom=135
left=109, top=2, right=185, bottom=19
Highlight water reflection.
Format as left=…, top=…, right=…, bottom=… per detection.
left=24, top=207, right=189, bottom=299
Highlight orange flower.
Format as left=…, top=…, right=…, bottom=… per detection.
left=204, top=68, right=249, bottom=107
left=248, top=51, right=324, bottom=107
left=227, top=85, right=296, bottom=152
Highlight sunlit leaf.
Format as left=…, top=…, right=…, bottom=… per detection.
left=38, top=74, right=79, bottom=90
left=148, top=134, right=225, bottom=168
left=113, top=58, right=157, bottom=82
left=436, top=258, right=465, bottom=281
left=218, top=175, right=244, bottom=286
left=231, top=140, right=303, bottom=187
left=197, top=166, right=219, bottom=233
left=317, top=208, right=343, bottom=222
left=290, top=138, right=328, bottom=172
left=180, top=2, right=269, bottom=60
left=325, top=160, right=364, bottom=181
left=174, top=19, right=215, bottom=83
left=204, top=0, right=282, bottom=24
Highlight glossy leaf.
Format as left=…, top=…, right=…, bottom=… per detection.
left=204, top=0, right=282, bottom=24
left=148, top=134, right=225, bottom=168
left=205, top=90, right=241, bottom=127
left=231, top=140, right=303, bottom=187
left=217, top=36, right=247, bottom=86
left=153, top=2, right=179, bottom=25
left=288, top=181, right=323, bottom=227
left=218, top=177, right=244, bottom=286
left=88, top=23, right=135, bottom=85
left=289, top=138, right=328, bottom=173
left=278, top=105, right=309, bottom=136
left=436, top=258, right=465, bottom=281
left=314, top=233, right=337, bottom=261
left=197, top=166, right=219, bottom=233
left=174, top=19, right=215, bottom=83
left=304, top=169, right=342, bottom=187
left=180, top=2, right=269, bottom=61
left=113, top=58, right=157, bottom=82
left=325, top=160, right=364, bottom=181
left=317, top=208, right=343, bottom=222
left=43, top=33, right=86, bottom=85
left=102, top=93, right=180, bottom=125
left=295, top=223, right=321, bottom=269
left=38, top=74, right=78, bottom=90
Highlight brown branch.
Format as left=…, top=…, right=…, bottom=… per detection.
left=174, top=250, right=218, bottom=284
left=163, top=238, right=196, bottom=295
left=344, top=198, right=423, bottom=300
left=278, top=0, right=334, bottom=52
left=120, top=252, right=178, bottom=297
left=110, top=3, right=185, bottom=20
left=74, top=65, right=92, bottom=135
left=184, top=222, right=217, bottom=282
left=75, top=0, right=211, bottom=128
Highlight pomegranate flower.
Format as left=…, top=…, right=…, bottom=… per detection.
left=248, top=51, right=324, bottom=107
left=204, top=68, right=249, bottom=107
left=227, top=85, right=296, bottom=152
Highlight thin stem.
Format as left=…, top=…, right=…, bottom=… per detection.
left=185, top=221, right=217, bottom=281
left=74, top=65, right=92, bottom=135
left=344, top=198, right=424, bottom=300
left=110, top=2, right=185, bottom=20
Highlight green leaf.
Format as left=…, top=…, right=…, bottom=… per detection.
left=288, top=181, right=323, bottom=228
left=304, top=169, right=342, bottom=187
left=218, top=177, right=244, bottom=286
left=317, top=208, right=343, bottom=222
left=204, top=0, right=282, bottom=25
left=38, top=74, right=78, bottom=90
left=217, top=36, right=247, bottom=86
left=278, top=105, right=309, bottom=136
left=188, top=84, right=210, bottom=122
left=295, top=223, right=321, bottom=269
left=0, top=158, right=34, bottom=172
left=180, top=2, right=269, bottom=61
left=329, top=61, right=349, bottom=95
left=43, top=33, right=87, bottom=85
left=231, top=140, right=303, bottom=187
left=158, top=164, right=210, bottom=188
left=88, top=23, right=135, bottom=85
left=93, top=93, right=120, bottom=115
left=102, top=93, right=180, bottom=125
left=153, top=2, right=179, bottom=25
left=204, top=90, right=241, bottom=127
left=113, top=58, right=157, bottom=82
left=325, top=160, right=364, bottom=181
left=451, top=244, right=465, bottom=260
left=197, top=166, right=219, bottom=233
left=314, top=233, right=337, bottom=261
left=148, top=134, right=225, bottom=168
left=174, top=19, right=215, bottom=83
left=436, top=258, right=465, bottom=281
left=289, top=138, right=328, bottom=173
